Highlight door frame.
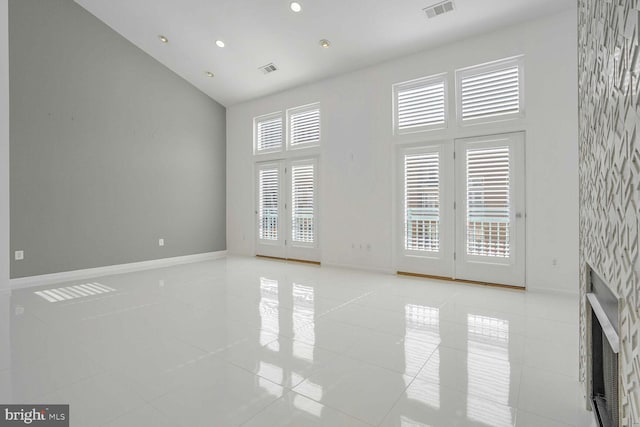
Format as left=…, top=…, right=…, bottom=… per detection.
left=454, top=131, right=526, bottom=287
left=255, top=160, right=286, bottom=259
left=254, top=157, right=320, bottom=263
left=395, top=141, right=455, bottom=277
left=394, top=131, right=526, bottom=288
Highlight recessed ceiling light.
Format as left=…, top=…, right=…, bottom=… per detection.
left=290, top=2, right=302, bottom=12
left=205, top=71, right=214, bottom=78
left=215, top=40, right=225, bottom=48
left=158, top=35, right=169, bottom=43
left=319, top=39, right=331, bottom=48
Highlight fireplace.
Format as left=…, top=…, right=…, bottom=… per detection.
left=586, top=268, right=619, bottom=427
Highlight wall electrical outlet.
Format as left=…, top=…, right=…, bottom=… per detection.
left=14, top=250, right=24, bottom=261
left=158, top=238, right=165, bottom=247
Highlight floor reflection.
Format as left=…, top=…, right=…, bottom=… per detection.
left=400, top=414, right=429, bottom=426
left=259, top=277, right=279, bottom=347
left=467, top=314, right=514, bottom=427
left=256, top=277, right=322, bottom=401
left=257, top=361, right=283, bottom=397
left=34, top=282, right=116, bottom=303
left=405, top=304, right=440, bottom=408
left=293, top=283, right=315, bottom=361
left=293, top=392, right=324, bottom=417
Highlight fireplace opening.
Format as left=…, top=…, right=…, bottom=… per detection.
left=587, top=268, right=619, bottom=427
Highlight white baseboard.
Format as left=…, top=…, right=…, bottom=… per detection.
left=527, top=285, right=579, bottom=296
left=322, top=261, right=395, bottom=275
left=9, top=250, right=227, bottom=290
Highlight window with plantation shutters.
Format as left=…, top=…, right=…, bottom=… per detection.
left=291, top=162, right=315, bottom=244
left=457, top=56, right=524, bottom=124
left=466, top=146, right=510, bottom=257
left=288, top=104, right=320, bottom=148
left=258, top=167, right=280, bottom=241
left=404, top=152, right=440, bottom=252
left=255, top=113, right=283, bottom=153
left=394, top=74, right=447, bottom=134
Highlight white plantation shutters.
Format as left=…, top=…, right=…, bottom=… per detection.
left=288, top=105, right=320, bottom=147
left=461, top=67, right=519, bottom=120
left=398, top=134, right=523, bottom=285
left=255, top=103, right=321, bottom=153
left=291, top=162, right=315, bottom=243
left=457, top=57, right=523, bottom=124
left=394, top=75, right=447, bottom=134
left=466, top=146, right=510, bottom=257
left=254, top=104, right=321, bottom=261
left=404, top=152, right=440, bottom=252
left=453, top=132, right=524, bottom=287
left=396, top=143, right=452, bottom=278
left=255, top=113, right=283, bottom=152
left=258, top=167, right=280, bottom=241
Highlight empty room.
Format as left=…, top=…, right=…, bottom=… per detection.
left=0, top=0, right=638, bottom=426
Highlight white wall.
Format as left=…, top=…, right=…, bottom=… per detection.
left=0, top=0, right=8, bottom=291
left=227, top=8, right=579, bottom=293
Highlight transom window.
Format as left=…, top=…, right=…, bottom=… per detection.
left=254, top=103, right=321, bottom=154
left=392, top=56, right=524, bottom=135
left=288, top=104, right=321, bottom=149
left=456, top=56, right=524, bottom=125
left=393, top=74, right=447, bottom=135
left=254, top=112, right=283, bottom=154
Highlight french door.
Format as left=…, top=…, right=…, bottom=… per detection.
left=256, top=158, right=319, bottom=262
left=397, top=132, right=525, bottom=287
left=396, top=143, right=455, bottom=277
left=454, top=133, right=525, bottom=286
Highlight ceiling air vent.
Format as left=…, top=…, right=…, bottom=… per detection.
left=259, top=63, right=278, bottom=74
left=423, top=0, right=455, bottom=18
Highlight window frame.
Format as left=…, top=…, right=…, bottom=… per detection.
left=455, top=55, right=525, bottom=127
left=289, top=157, right=318, bottom=248
left=400, top=144, right=444, bottom=258
left=393, top=73, right=448, bottom=136
left=254, top=111, right=284, bottom=155
left=256, top=161, right=284, bottom=245
left=286, top=103, right=321, bottom=151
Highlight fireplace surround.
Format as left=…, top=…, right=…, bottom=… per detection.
left=578, top=0, right=640, bottom=423
left=587, top=268, right=620, bottom=427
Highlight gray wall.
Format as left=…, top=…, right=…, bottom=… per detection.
left=9, top=0, right=226, bottom=278
left=0, top=0, right=8, bottom=289
left=578, top=0, right=639, bottom=424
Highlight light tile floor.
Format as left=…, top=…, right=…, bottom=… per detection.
left=0, top=257, right=595, bottom=426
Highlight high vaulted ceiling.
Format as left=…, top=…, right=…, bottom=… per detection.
left=74, top=0, right=574, bottom=107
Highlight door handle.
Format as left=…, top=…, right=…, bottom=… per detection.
left=515, top=212, right=523, bottom=219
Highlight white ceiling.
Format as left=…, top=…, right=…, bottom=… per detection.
left=74, top=0, right=574, bottom=107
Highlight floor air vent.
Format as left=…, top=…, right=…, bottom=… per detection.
left=424, top=0, right=455, bottom=18
left=259, top=63, right=278, bottom=74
